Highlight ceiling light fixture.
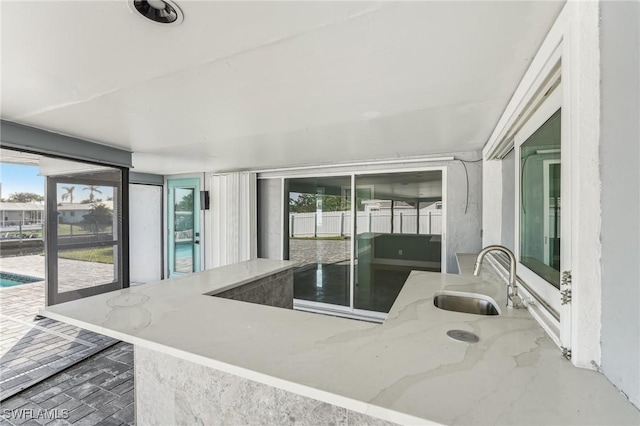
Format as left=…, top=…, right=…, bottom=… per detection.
left=131, top=0, right=183, bottom=25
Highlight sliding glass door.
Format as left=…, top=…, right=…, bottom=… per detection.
left=286, top=170, right=444, bottom=317
left=46, top=161, right=127, bottom=305
left=287, top=176, right=351, bottom=307
left=354, top=172, right=443, bottom=313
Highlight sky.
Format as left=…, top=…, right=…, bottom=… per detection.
left=0, top=163, right=44, bottom=198
left=1, top=163, right=114, bottom=203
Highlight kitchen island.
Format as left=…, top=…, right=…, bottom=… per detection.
left=41, top=258, right=639, bottom=425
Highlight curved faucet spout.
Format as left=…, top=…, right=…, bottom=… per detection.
left=473, top=245, right=520, bottom=308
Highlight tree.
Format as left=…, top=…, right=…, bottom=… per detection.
left=176, top=191, right=194, bottom=212
left=61, top=186, right=75, bottom=203
left=7, top=192, right=44, bottom=203
left=289, top=193, right=349, bottom=213
left=82, top=203, right=113, bottom=233
left=289, top=194, right=317, bottom=213
left=83, top=185, right=102, bottom=202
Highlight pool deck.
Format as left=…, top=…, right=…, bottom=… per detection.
left=0, top=255, right=136, bottom=424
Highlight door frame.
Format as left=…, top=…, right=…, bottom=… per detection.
left=281, top=165, right=447, bottom=320
left=45, top=167, right=129, bottom=306
left=166, top=177, right=201, bottom=277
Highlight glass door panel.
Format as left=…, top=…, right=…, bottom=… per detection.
left=174, top=188, right=195, bottom=273
left=287, top=176, right=351, bottom=307
left=167, top=178, right=200, bottom=277
left=519, top=109, right=561, bottom=288
left=354, top=171, right=443, bottom=313
left=46, top=164, right=126, bottom=306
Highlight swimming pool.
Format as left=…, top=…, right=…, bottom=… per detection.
left=175, top=241, right=193, bottom=259
left=0, top=272, right=43, bottom=288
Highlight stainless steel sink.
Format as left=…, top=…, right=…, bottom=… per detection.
left=433, top=293, right=499, bottom=315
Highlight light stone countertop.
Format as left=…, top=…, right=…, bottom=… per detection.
left=41, top=258, right=639, bottom=425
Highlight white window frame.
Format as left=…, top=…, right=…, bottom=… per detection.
left=542, top=158, right=561, bottom=265
left=514, top=83, right=563, bottom=316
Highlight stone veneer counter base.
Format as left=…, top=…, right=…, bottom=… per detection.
left=136, top=345, right=395, bottom=426
left=41, top=259, right=640, bottom=425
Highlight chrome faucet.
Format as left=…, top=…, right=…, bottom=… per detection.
left=473, top=245, right=521, bottom=308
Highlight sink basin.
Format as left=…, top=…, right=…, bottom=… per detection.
left=433, top=293, right=499, bottom=315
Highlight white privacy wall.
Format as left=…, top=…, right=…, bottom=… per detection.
left=288, top=210, right=443, bottom=237
left=129, top=184, right=162, bottom=284
left=209, top=172, right=258, bottom=268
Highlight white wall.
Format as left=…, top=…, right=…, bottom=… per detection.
left=258, top=178, right=283, bottom=259
left=599, top=0, right=640, bottom=408
left=129, top=184, right=162, bottom=284
left=500, top=149, right=515, bottom=251
left=482, top=158, right=502, bottom=246
left=481, top=1, right=639, bottom=409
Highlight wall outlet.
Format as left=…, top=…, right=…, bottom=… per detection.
left=398, top=249, right=403, bottom=255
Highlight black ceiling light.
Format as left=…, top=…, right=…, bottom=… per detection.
left=131, top=0, right=183, bottom=25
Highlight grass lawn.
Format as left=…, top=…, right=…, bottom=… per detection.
left=1, top=225, right=112, bottom=238
left=57, top=224, right=113, bottom=236
left=58, top=247, right=114, bottom=264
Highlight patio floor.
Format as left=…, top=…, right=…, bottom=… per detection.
left=0, top=255, right=136, bottom=424
left=0, top=255, right=116, bottom=294
left=1, top=342, right=134, bottom=425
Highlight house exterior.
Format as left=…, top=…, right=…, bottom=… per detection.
left=57, top=201, right=114, bottom=224
left=0, top=202, right=43, bottom=227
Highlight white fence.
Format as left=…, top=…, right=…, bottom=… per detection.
left=289, top=210, right=442, bottom=237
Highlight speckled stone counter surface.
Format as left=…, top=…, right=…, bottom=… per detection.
left=41, top=258, right=640, bottom=425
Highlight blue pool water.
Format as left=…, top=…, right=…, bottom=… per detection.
left=175, top=241, right=193, bottom=259
left=0, top=272, right=43, bottom=288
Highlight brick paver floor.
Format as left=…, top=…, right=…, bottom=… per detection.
left=0, top=318, right=118, bottom=400
left=288, top=238, right=350, bottom=267
left=0, top=255, right=115, bottom=293
left=1, top=255, right=136, bottom=423
left=1, top=342, right=134, bottom=425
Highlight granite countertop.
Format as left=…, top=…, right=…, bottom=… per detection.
left=41, top=258, right=639, bottom=425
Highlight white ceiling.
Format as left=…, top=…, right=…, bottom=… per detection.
left=1, top=1, right=564, bottom=175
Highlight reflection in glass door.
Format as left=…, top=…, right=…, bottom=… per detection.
left=287, top=177, right=351, bottom=307
left=354, top=172, right=443, bottom=312
left=167, top=178, right=200, bottom=277
left=46, top=162, right=127, bottom=306
left=286, top=170, right=444, bottom=317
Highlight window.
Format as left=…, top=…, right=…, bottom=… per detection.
left=519, top=110, right=561, bottom=288
left=514, top=82, right=564, bottom=317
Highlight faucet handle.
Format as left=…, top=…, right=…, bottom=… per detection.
left=473, top=262, right=482, bottom=276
